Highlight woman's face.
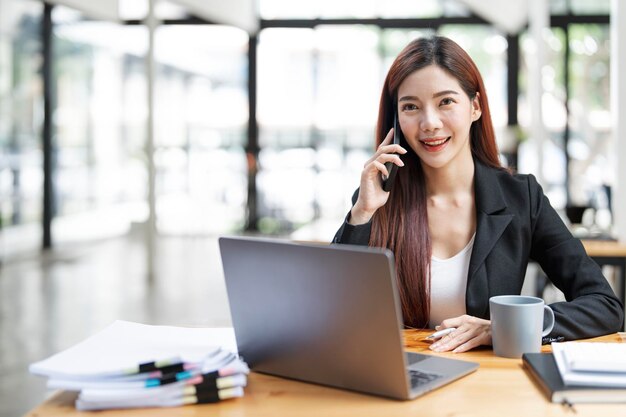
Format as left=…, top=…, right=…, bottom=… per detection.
left=396, top=64, right=481, bottom=171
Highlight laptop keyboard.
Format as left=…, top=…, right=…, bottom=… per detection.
left=409, top=369, right=442, bottom=389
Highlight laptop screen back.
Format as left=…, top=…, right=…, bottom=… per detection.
left=219, top=236, right=412, bottom=399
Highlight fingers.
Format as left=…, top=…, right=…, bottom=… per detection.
left=452, top=334, right=487, bottom=353
left=364, top=149, right=402, bottom=167
left=380, top=128, right=394, bottom=145
left=366, top=128, right=407, bottom=164
left=379, top=153, right=405, bottom=168
left=379, top=127, right=394, bottom=146
left=429, top=329, right=461, bottom=352
left=437, top=317, right=464, bottom=330
left=371, top=160, right=389, bottom=178
left=363, top=154, right=405, bottom=180
left=364, top=145, right=407, bottom=167
left=429, top=315, right=491, bottom=353
left=379, top=144, right=407, bottom=157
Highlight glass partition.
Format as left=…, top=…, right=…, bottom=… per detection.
left=257, top=26, right=381, bottom=233
left=154, top=25, right=248, bottom=234
left=0, top=0, right=614, bottom=249
left=51, top=16, right=249, bottom=239
left=256, top=23, right=509, bottom=235
left=0, top=0, right=43, bottom=256
left=516, top=19, right=611, bottom=233
left=52, top=12, right=149, bottom=241
left=567, top=23, right=612, bottom=231
left=518, top=28, right=568, bottom=209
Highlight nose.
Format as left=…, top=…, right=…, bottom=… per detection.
left=419, top=107, right=443, bottom=132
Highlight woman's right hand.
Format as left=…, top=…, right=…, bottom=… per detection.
left=349, top=128, right=407, bottom=225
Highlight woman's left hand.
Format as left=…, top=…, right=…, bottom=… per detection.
left=429, top=315, right=492, bottom=353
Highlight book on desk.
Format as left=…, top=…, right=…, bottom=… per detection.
left=523, top=342, right=626, bottom=404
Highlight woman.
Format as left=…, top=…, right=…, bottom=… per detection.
left=333, top=36, right=623, bottom=353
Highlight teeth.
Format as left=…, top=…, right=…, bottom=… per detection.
left=422, top=137, right=449, bottom=146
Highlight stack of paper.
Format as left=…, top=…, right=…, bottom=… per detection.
left=29, top=321, right=249, bottom=410
left=552, top=342, right=626, bottom=387
left=523, top=342, right=626, bottom=404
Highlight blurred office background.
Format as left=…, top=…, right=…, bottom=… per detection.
left=0, top=0, right=623, bottom=415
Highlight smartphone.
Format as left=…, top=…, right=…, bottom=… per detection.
left=381, top=113, right=402, bottom=192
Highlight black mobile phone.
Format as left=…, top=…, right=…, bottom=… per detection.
left=381, top=113, right=402, bottom=192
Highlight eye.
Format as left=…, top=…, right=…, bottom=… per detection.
left=401, top=103, right=418, bottom=112
left=440, top=97, right=456, bottom=106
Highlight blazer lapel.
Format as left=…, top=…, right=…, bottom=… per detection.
left=466, top=161, right=513, bottom=317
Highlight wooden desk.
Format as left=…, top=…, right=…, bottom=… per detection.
left=25, top=331, right=626, bottom=417
left=582, top=239, right=626, bottom=305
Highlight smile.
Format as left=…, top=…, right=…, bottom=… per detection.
left=419, top=136, right=451, bottom=151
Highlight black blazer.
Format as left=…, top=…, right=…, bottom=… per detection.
left=333, top=160, right=624, bottom=340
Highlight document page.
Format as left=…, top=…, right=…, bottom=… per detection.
left=552, top=342, right=626, bottom=387
left=29, top=320, right=238, bottom=379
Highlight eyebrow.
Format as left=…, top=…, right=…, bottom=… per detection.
left=398, top=90, right=460, bottom=102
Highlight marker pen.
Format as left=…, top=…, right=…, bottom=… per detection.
left=426, top=327, right=456, bottom=340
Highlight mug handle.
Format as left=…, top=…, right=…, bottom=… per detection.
left=542, top=305, right=555, bottom=336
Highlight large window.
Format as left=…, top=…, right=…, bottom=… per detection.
left=154, top=25, right=248, bottom=234
left=0, top=0, right=615, bottom=252
left=256, top=23, right=508, bottom=234
left=518, top=28, right=568, bottom=207
left=52, top=11, right=149, bottom=241
left=257, top=26, right=382, bottom=232
left=516, top=5, right=611, bottom=236
left=0, top=0, right=43, bottom=256
left=567, top=24, right=611, bottom=227
left=51, top=11, right=249, bottom=240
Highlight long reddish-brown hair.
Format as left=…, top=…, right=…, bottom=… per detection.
left=371, top=36, right=502, bottom=328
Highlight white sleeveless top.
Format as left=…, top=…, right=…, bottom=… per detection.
left=428, top=234, right=475, bottom=328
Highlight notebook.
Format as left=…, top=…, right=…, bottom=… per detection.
left=552, top=342, right=626, bottom=386
left=523, top=353, right=626, bottom=403
left=218, top=236, right=478, bottom=400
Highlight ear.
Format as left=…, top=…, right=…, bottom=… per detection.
left=471, top=92, right=482, bottom=122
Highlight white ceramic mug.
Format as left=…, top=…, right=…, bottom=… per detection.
left=489, top=295, right=555, bottom=358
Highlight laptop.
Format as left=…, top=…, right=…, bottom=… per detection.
left=219, top=236, right=478, bottom=400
